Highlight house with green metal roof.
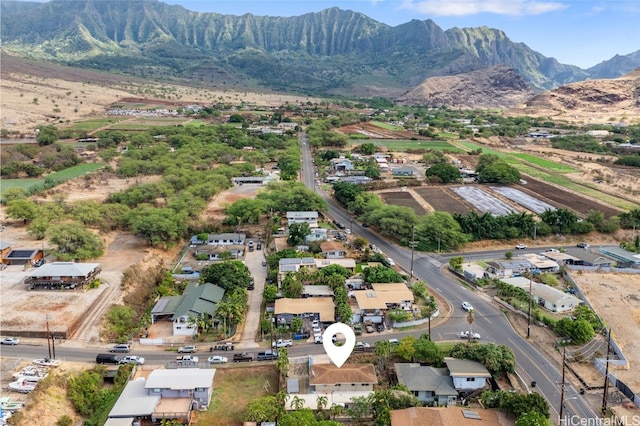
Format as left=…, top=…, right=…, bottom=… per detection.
left=150, top=282, right=225, bottom=337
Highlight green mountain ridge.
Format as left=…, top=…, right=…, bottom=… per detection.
left=1, top=0, right=637, bottom=98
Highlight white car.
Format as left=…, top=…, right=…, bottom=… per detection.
left=459, top=331, right=481, bottom=340
left=461, top=302, right=474, bottom=312
left=515, top=244, right=527, bottom=250
left=386, top=258, right=395, bottom=267
left=120, top=355, right=145, bottom=365
left=345, top=228, right=352, bottom=235
left=178, top=345, right=197, bottom=353
left=1, top=337, right=20, bottom=345
left=208, top=355, right=228, bottom=364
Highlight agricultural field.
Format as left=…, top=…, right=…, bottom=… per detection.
left=509, top=153, right=578, bottom=173
left=413, top=187, right=472, bottom=215
left=490, top=186, right=556, bottom=214
left=451, top=186, right=517, bottom=216
left=0, top=163, right=104, bottom=198
left=352, top=139, right=465, bottom=153
left=370, top=120, right=403, bottom=131
left=108, top=116, right=188, bottom=130
left=379, top=191, right=427, bottom=215
left=0, top=178, right=43, bottom=197
left=64, top=118, right=123, bottom=133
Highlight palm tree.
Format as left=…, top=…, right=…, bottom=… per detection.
left=316, top=395, right=328, bottom=412
left=330, top=404, right=344, bottom=420
left=290, top=395, right=304, bottom=410
left=375, top=340, right=392, bottom=372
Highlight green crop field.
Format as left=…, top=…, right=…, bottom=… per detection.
left=509, top=153, right=578, bottom=173
left=66, top=118, right=122, bottom=132
left=48, top=163, right=105, bottom=180
left=351, top=139, right=465, bottom=152
left=0, top=179, right=44, bottom=197
left=370, top=121, right=403, bottom=130
left=185, top=119, right=206, bottom=126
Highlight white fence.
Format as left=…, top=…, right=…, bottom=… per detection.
left=392, top=309, right=440, bottom=328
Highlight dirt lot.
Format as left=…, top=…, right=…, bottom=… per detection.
left=378, top=191, right=428, bottom=215
left=413, top=186, right=472, bottom=215
left=570, top=271, right=640, bottom=394
left=336, top=122, right=429, bottom=140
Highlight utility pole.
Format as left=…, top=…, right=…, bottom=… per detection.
left=559, top=347, right=566, bottom=424
left=409, top=226, right=416, bottom=281
left=527, top=277, right=533, bottom=338
left=51, top=332, right=56, bottom=359
left=46, top=315, right=52, bottom=359
left=602, top=328, right=612, bottom=414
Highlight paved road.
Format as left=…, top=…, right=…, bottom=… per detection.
left=300, top=134, right=597, bottom=425
left=237, top=235, right=269, bottom=349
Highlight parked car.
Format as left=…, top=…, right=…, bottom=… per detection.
left=459, top=331, right=481, bottom=340
left=96, top=353, right=121, bottom=365
left=248, top=279, right=255, bottom=290
left=272, top=339, right=293, bottom=348
left=257, top=351, right=278, bottom=361
left=1, top=337, right=20, bottom=345
left=177, top=345, right=197, bottom=353
left=365, top=323, right=375, bottom=333
left=233, top=353, right=254, bottom=362
left=577, top=242, right=590, bottom=248
left=261, top=260, right=267, bottom=267
left=176, top=355, right=199, bottom=364
left=388, top=338, right=400, bottom=345
left=385, top=257, right=395, bottom=267
left=376, top=323, right=385, bottom=332
left=119, top=355, right=145, bottom=365
left=110, top=344, right=131, bottom=353
left=207, top=355, right=228, bottom=364
left=515, top=244, right=527, bottom=250
left=345, top=228, right=352, bottom=235
left=256, top=242, right=262, bottom=250
left=354, top=342, right=371, bottom=351
left=461, top=302, right=474, bottom=312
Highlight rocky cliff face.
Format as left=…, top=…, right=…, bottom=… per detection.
left=396, top=65, right=535, bottom=109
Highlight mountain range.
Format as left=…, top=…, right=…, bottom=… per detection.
left=1, top=0, right=639, bottom=100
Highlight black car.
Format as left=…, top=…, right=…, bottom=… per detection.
left=376, top=323, right=385, bottom=332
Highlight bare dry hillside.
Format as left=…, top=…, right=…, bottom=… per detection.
left=510, top=68, right=640, bottom=122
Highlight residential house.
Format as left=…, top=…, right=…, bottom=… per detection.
left=320, top=241, right=347, bottom=259
left=274, top=297, right=335, bottom=325
left=305, top=228, right=329, bottom=242
left=0, top=241, right=13, bottom=263
left=194, top=244, right=244, bottom=260
left=444, top=358, right=492, bottom=392
left=521, top=254, right=561, bottom=273
left=597, top=246, right=640, bottom=268
left=485, top=259, right=533, bottom=278
left=286, top=211, right=319, bottom=228
left=106, top=369, right=216, bottom=425
left=391, top=407, right=514, bottom=426
left=285, top=363, right=377, bottom=410
left=0, top=239, right=43, bottom=266
left=150, top=282, right=225, bottom=336
left=500, top=277, right=582, bottom=313
left=278, top=257, right=316, bottom=283
left=353, top=283, right=414, bottom=324
left=189, top=233, right=246, bottom=246
left=391, top=167, right=415, bottom=177
left=545, top=248, right=613, bottom=267
left=302, top=285, right=334, bottom=298
left=329, top=156, right=354, bottom=173
left=25, top=262, right=101, bottom=290
left=395, top=363, right=457, bottom=407
left=315, top=258, right=356, bottom=272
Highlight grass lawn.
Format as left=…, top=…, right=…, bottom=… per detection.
left=197, top=365, right=279, bottom=426
left=435, top=341, right=459, bottom=355
left=509, top=153, right=578, bottom=173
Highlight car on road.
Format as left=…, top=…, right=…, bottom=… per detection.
left=461, top=302, right=474, bottom=312
left=110, top=344, right=130, bottom=353
left=345, top=228, right=351, bottom=235
left=176, top=355, right=199, bottom=364
left=515, top=244, right=527, bottom=250
left=577, top=242, right=590, bottom=248
left=261, top=260, right=267, bottom=267
left=459, top=331, right=481, bottom=340
left=354, top=342, right=370, bottom=351
left=119, top=355, right=145, bottom=365
left=272, top=339, right=293, bottom=348
left=385, top=258, right=395, bottom=267
left=233, top=353, right=254, bottom=362
left=207, top=355, right=228, bottom=364
left=177, top=345, right=197, bottom=353
left=1, top=337, right=20, bottom=345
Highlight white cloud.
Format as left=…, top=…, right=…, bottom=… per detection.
left=398, top=0, right=568, bottom=17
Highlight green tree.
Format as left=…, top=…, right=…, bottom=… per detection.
left=515, top=411, right=553, bottom=426
left=37, top=125, right=58, bottom=146
left=375, top=340, right=392, bottom=372
left=395, top=336, right=417, bottom=361
left=362, top=265, right=404, bottom=283
left=291, top=317, right=304, bottom=333
left=245, top=395, right=284, bottom=423
left=290, top=395, right=304, bottom=410
left=369, top=387, right=421, bottom=426
left=287, top=222, right=311, bottom=246
left=449, top=256, right=463, bottom=271
left=1, top=187, right=28, bottom=203
left=67, top=368, right=109, bottom=416
left=359, top=143, right=376, bottom=155
left=5, top=199, right=39, bottom=223
left=414, top=334, right=443, bottom=365
left=263, top=284, right=279, bottom=303
left=200, top=260, right=252, bottom=292
left=276, top=348, right=290, bottom=377
left=127, top=206, right=188, bottom=247
left=425, top=163, right=461, bottom=183
left=47, top=223, right=104, bottom=259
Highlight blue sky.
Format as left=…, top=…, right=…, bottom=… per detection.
left=163, top=0, right=640, bottom=69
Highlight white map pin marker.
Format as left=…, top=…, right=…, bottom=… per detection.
left=322, top=322, right=356, bottom=368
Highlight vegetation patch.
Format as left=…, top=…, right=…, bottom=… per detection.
left=65, top=118, right=122, bottom=132
left=370, top=121, right=403, bottom=131
left=509, top=153, right=578, bottom=173
left=353, top=139, right=465, bottom=152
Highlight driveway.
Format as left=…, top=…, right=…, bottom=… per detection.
left=236, top=240, right=268, bottom=349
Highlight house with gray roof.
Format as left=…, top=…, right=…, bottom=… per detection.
left=444, top=358, right=492, bottom=392
left=25, top=262, right=101, bottom=290
left=106, top=369, right=216, bottom=425
left=151, top=282, right=225, bottom=336
left=395, top=363, right=457, bottom=406
left=278, top=257, right=316, bottom=283
left=485, top=259, right=533, bottom=278
left=500, top=277, right=582, bottom=313
left=287, top=211, right=319, bottom=228
left=597, top=246, right=640, bottom=268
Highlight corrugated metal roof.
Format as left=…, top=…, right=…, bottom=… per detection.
left=173, top=283, right=224, bottom=319
left=108, top=378, right=160, bottom=417
left=395, top=363, right=457, bottom=395
left=27, top=262, right=99, bottom=278
left=146, top=368, right=215, bottom=390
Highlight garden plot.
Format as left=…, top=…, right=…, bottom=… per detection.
left=413, top=187, right=472, bottom=215
left=490, top=187, right=556, bottom=214
left=451, top=186, right=516, bottom=216
left=379, top=191, right=427, bottom=215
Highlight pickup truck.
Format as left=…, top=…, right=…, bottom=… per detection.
left=233, top=353, right=254, bottom=363
left=272, top=339, right=293, bottom=348
left=257, top=350, right=278, bottom=361
left=176, top=355, right=199, bottom=364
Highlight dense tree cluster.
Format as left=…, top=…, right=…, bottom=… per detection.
left=476, top=154, right=521, bottom=184
left=449, top=342, right=516, bottom=376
